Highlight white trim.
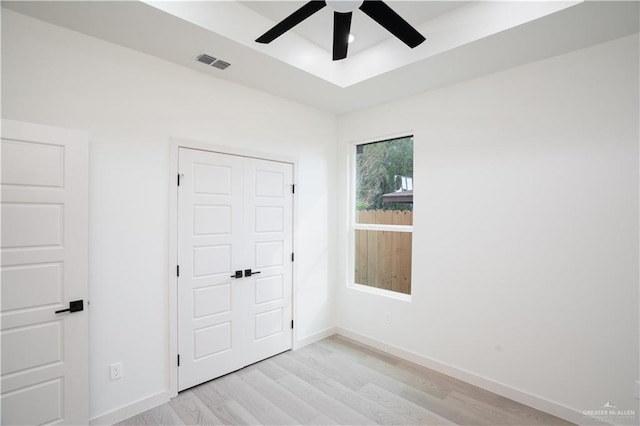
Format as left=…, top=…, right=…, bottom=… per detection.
left=293, top=326, right=338, bottom=350
left=346, top=283, right=412, bottom=302
left=348, top=130, right=415, bottom=147
left=167, top=140, right=179, bottom=400
left=171, top=138, right=297, bottom=165
left=335, top=327, right=587, bottom=426
left=346, top=151, right=357, bottom=286
left=88, top=390, right=172, bottom=426
left=168, top=137, right=298, bottom=398
left=353, top=223, right=413, bottom=232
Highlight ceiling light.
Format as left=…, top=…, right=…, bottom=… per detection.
left=348, top=34, right=355, bottom=44
left=326, top=0, right=363, bottom=14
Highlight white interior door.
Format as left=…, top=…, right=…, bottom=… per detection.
left=1, top=119, right=89, bottom=425
left=243, top=158, right=293, bottom=365
left=177, top=148, right=293, bottom=391
left=177, top=148, right=245, bottom=390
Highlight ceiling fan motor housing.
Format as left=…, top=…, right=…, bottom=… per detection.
left=326, top=0, right=364, bottom=14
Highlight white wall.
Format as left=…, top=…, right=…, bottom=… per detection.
left=337, top=34, right=639, bottom=422
left=3, top=5, right=639, bottom=425
left=1, top=9, right=337, bottom=421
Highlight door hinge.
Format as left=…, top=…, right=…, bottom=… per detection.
left=177, top=354, right=180, bottom=367
left=291, top=253, right=295, bottom=262
left=177, top=265, right=180, bottom=277
left=292, top=184, right=296, bottom=194
left=291, top=320, right=294, bottom=329
left=177, top=174, right=181, bottom=186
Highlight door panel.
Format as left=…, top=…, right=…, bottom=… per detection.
left=244, top=158, right=293, bottom=364
left=1, top=203, right=63, bottom=248
left=1, top=379, right=63, bottom=426
left=254, top=275, right=284, bottom=304
left=1, top=263, right=63, bottom=311
left=177, top=149, right=293, bottom=391
left=178, top=149, right=245, bottom=391
left=1, top=119, right=88, bottom=425
left=1, top=322, right=62, bottom=375
left=1, top=139, right=64, bottom=187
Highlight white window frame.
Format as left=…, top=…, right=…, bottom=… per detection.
left=347, top=133, right=414, bottom=301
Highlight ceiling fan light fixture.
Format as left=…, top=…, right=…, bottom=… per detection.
left=326, top=0, right=363, bottom=14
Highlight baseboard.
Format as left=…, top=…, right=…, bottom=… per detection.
left=336, top=327, right=586, bottom=426
left=294, top=326, right=338, bottom=350
left=89, top=389, right=172, bottom=426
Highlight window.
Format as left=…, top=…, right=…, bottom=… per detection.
left=352, top=136, right=413, bottom=295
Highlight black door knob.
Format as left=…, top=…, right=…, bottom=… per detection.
left=244, top=269, right=261, bottom=277
left=55, top=300, right=84, bottom=314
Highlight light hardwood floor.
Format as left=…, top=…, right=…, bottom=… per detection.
left=117, top=336, right=573, bottom=425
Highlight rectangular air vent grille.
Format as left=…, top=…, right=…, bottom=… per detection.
left=196, top=53, right=231, bottom=71
left=196, top=54, right=216, bottom=65
left=212, top=60, right=231, bottom=70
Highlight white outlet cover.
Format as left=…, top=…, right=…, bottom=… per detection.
left=110, top=362, right=123, bottom=381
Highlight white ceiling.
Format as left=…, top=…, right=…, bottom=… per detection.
left=2, top=1, right=639, bottom=114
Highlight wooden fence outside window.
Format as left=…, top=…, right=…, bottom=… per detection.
left=355, top=210, right=412, bottom=295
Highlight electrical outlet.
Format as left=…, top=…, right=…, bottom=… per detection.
left=384, top=312, right=391, bottom=324
left=110, top=362, right=123, bottom=381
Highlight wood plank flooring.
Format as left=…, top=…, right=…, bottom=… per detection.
left=116, top=336, right=573, bottom=426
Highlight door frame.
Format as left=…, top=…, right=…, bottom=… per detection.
left=168, top=138, right=298, bottom=398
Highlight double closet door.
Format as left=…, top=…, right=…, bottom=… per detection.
left=177, top=148, right=293, bottom=391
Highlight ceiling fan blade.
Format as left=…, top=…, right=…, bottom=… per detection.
left=359, top=0, right=425, bottom=48
left=333, top=12, right=352, bottom=60
left=256, top=1, right=327, bottom=44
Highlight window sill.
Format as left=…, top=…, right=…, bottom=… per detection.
left=347, top=282, right=412, bottom=302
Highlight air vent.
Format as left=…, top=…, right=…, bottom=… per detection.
left=196, top=53, right=231, bottom=71
left=212, top=60, right=231, bottom=70
left=196, top=54, right=216, bottom=65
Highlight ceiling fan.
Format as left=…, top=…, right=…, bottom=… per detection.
left=255, top=0, right=426, bottom=61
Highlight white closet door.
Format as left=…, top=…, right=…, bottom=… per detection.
left=177, top=148, right=245, bottom=391
left=177, top=148, right=293, bottom=391
left=243, top=158, right=293, bottom=364
left=1, top=119, right=89, bottom=425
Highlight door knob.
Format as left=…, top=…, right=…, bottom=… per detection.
left=244, top=269, right=261, bottom=277
left=230, top=270, right=243, bottom=279
left=55, top=300, right=84, bottom=314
